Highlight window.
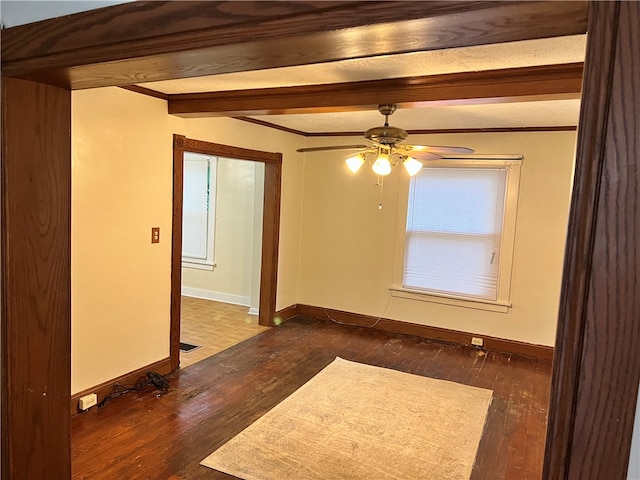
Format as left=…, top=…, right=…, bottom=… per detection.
left=393, top=159, right=521, bottom=309
left=182, top=152, right=217, bottom=270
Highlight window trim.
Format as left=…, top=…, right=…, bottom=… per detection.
left=391, top=156, right=522, bottom=311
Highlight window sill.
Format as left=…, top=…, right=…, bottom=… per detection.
left=182, top=261, right=216, bottom=271
left=389, top=286, right=511, bottom=313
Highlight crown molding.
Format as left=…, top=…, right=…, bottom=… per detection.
left=119, top=85, right=168, bottom=100
left=233, top=116, right=307, bottom=136
left=228, top=119, right=579, bottom=137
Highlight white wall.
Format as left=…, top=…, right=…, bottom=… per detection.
left=72, top=87, right=305, bottom=394
left=297, top=132, right=576, bottom=346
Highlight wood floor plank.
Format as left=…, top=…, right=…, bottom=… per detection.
left=179, top=297, right=269, bottom=368
left=522, top=358, right=553, bottom=479
left=471, top=351, right=514, bottom=479
left=72, top=318, right=551, bottom=479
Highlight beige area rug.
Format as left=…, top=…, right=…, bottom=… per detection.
left=201, top=357, right=492, bottom=480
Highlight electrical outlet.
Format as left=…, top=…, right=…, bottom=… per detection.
left=151, top=227, right=160, bottom=244
left=471, top=337, right=484, bottom=347
left=79, top=393, right=97, bottom=411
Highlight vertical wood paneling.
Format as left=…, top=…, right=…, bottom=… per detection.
left=545, top=2, right=640, bottom=478
left=1, top=78, right=71, bottom=479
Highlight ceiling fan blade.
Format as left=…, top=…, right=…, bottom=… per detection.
left=296, top=144, right=368, bottom=153
left=405, top=145, right=475, bottom=155
left=407, top=151, right=442, bottom=161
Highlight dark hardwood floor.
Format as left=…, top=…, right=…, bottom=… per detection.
left=71, top=317, right=552, bottom=479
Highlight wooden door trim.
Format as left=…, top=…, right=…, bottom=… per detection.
left=171, top=135, right=281, bottom=371
left=544, top=2, right=640, bottom=478
left=2, top=1, right=639, bottom=479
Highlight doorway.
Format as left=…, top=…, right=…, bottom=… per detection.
left=179, top=150, right=269, bottom=367
left=170, top=135, right=282, bottom=371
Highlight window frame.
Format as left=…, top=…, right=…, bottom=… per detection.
left=181, top=152, right=218, bottom=270
left=391, top=156, right=522, bottom=312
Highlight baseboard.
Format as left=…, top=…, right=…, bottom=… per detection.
left=248, top=307, right=259, bottom=316
left=296, top=304, right=554, bottom=361
left=70, top=357, right=172, bottom=416
left=274, top=304, right=298, bottom=324
left=181, top=286, right=251, bottom=307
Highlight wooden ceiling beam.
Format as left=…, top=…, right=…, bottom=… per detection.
left=0, top=1, right=587, bottom=90
left=168, top=63, right=584, bottom=117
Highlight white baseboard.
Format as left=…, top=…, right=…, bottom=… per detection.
left=248, top=307, right=259, bottom=316
left=181, top=286, right=251, bottom=307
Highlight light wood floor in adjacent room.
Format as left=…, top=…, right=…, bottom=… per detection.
left=72, top=317, right=552, bottom=479
left=180, top=296, right=269, bottom=368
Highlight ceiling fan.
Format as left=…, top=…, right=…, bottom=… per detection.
left=296, top=104, right=474, bottom=176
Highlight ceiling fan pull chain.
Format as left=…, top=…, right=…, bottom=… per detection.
left=378, top=176, right=384, bottom=210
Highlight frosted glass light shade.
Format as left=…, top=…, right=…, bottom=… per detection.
left=372, top=153, right=392, bottom=176
left=345, top=155, right=365, bottom=173
left=403, top=156, right=423, bottom=176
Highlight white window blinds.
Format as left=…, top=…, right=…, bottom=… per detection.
left=182, top=152, right=216, bottom=265
left=403, top=167, right=507, bottom=301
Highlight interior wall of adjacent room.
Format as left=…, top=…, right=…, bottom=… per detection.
left=71, top=87, right=305, bottom=394
left=296, top=131, right=576, bottom=347
left=180, top=157, right=264, bottom=308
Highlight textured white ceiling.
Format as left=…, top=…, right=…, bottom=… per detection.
left=138, top=35, right=586, bottom=132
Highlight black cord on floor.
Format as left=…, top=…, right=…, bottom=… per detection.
left=323, top=294, right=393, bottom=328
left=98, top=371, right=170, bottom=409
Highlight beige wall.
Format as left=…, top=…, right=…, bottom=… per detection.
left=297, top=132, right=576, bottom=346
left=181, top=158, right=263, bottom=307
left=72, top=88, right=173, bottom=395
left=72, top=87, right=305, bottom=394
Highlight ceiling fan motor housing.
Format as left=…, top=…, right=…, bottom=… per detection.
left=365, top=125, right=409, bottom=145
left=365, top=104, right=408, bottom=146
